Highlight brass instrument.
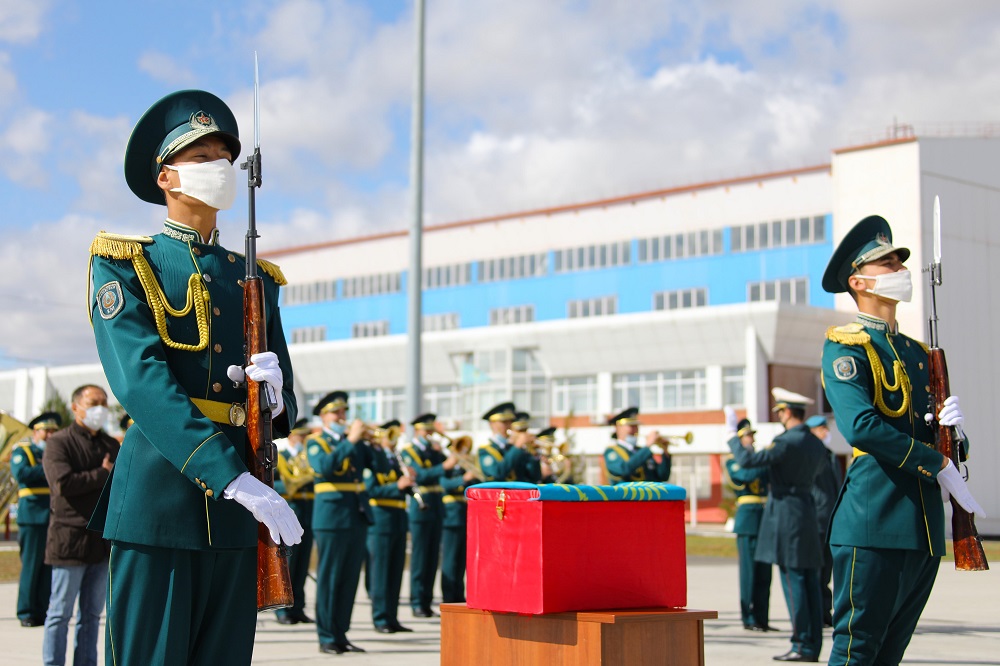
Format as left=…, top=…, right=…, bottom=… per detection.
left=275, top=447, right=315, bottom=497
left=536, top=439, right=574, bottom=484
left=652, top=431, right=694, bottom=447
left=393, top=448, right=425, bottom=510
left=0, top=412, right=32, bottom=524
left=440, top=432, right=486, bottom=482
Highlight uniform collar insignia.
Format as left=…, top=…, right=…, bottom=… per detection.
left=857, top=313, right=897, bottom=334
left=162, top=219, right=220, bottom=246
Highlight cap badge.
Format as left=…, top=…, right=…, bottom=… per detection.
left=876, top=232, right=890, bottom=246
left=190, top=111, right=218, bottom=131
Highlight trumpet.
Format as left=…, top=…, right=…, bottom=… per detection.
left=439, top=432, right=487, bottom=482
left=393, top=448, right=426, bottom=510
left=648, top=431, right=694, bottom=451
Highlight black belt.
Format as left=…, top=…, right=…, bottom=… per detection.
left=770, top=485, right=810, bottom=498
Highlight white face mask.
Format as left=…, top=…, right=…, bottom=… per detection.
left=83, top=406, right=109, bottom=432
left=165, top=159, right=238, bottom=211
left=855, top=269, right=912, bottom=303
left=624, top=435, right=638, bottom=447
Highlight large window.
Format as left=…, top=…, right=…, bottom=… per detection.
left=567, top=295, right=617, bottom=319
left=638, top=230, right=723, bottom=262
left=290, top=325, right=327, bottom=344
left=730, top=215, right=827, bottom=253
left=422, top=263, right=473, bottom=289
left=653, top=288, right=707, bottom=311
left=478, top=254, right=547, bottom=282
left=553, top=241, right=630, bottom=273
left=342, top=272, right=402, bottom=299
left=424, top=384, right=461, bottom=421
left=351, top=320, right=389, bottom=338
left=723, top=366, right=745, bottom=407
left=489, top=305, right=535, bottom=326
left=283, top=279, right=337, bottom=306
left=552, top=376, right=597, bottom=415
left=747, top=277, right=808, bottom=305
left=423, top=312, right=460, bottom=332
left=612, top=370, right=707, bottom=412
left=452, top=348, right=547, bottom=427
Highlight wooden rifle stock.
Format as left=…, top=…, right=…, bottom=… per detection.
left=244, top=275, right=295, bottom=609
left=927, top=347, right=988, bottom=571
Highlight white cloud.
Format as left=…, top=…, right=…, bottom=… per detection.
left=137, top=51, right=197, bottom=86
left=0, top=107, right=52, bottom=187
left=0, top=0, right=51, bottom=43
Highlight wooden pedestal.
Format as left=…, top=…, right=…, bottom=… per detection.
left=440, top=603, right=717, bottom=666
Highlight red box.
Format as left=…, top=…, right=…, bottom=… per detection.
left=466, top=483, right=687, bottom=614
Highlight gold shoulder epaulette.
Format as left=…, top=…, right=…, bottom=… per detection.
left=256, top=258, right=287, bottom=286
left=89, top=231, right=153, bottom=260
left=826, top=323, right=870, bottom=346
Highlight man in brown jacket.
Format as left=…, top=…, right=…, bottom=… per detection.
left=41, top=384, right=118, bottom=666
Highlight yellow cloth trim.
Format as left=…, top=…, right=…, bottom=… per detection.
left=190, top=398, right=244, bottom=425
left=132, top=251, right=211, bottom=352
left=853, top=448, right=867, bottom=458
left=443, top=495, right=467, bottom=504
left=283, top=492, right=315, bottom=500
left=307, top=433, right=332, bottom=454
left=18, top=488, right=50, bottom=498
left=315, top=482, right=364, bottom=493
left=16, top=443, right=37, bottom=467
left=256, top=258, right=288, bottom=286
left=369, top=498, right=406, bottom=509
left=89, top=232, right=153, bottom=260
left=825, top=323, right=870, bottom=346
left=417, top=485, right=443, bottom=493
left=404, top=445, right=428, bottom=468
left=481, top=444, right=503, bottom=462
left=180, top=432, right=226, bottom=473
left=736, top=495, right=766, bottom=505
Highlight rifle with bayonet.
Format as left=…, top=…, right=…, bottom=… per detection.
left=925, top=196, right=988, bottom=572
left=241, top=53, right=296, bottom=609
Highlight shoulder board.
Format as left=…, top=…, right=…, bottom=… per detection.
left=256, top=259, right=287, bottom=286
left=826, top=323, right=870, bottom=346
left=89, top=231, right=153, bottom=260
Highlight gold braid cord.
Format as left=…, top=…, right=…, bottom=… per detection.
left=131, top=253, right=210, bottom=352
left=826, top=324, right=910, bottom=418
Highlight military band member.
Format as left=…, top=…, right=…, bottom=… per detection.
left=603, top=407, right=671, bottom=484
left=804, top=414, right=840, bottom=628
left=400, top=413, right=455, bottom=617
left=732, top=388, right=827, bottom=663
left=307, top=391, right=373, bottom=654
left=365, top=420, right=414, bottom=633
left=510, top=411, right=531, bottom=434
left=478, top=402, right=542, bottom=483
left=722, top=411, right=773, bottom=632
left=89, top=89, right=302, bottom=666
left=274, top=418, right=316, bottom=625
left=12, top=412, right=60, bottom=627
left=440, top=434, right=482, bottom=603
left=821, top=215, right=983, bottom=665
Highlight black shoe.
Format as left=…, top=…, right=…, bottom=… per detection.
left=341, top=641, right=366, bottom=653
left=290, top=611, right=314, bottom=624
left=823, top=615, right=834, bottom=628
left=374, top=625, right=395, bottom=634
left=20, top=618, right=40, bottom=627
left=412, top=608, right=437, bottom=618
left=746, top=624, right=767, bottom=632
left=757, top=624, right=780, bottom=632
left=319, top=643, right=345, bottom=654
left=276, top=614, right=299, bottom=625
left=390, top=623, right=413, bottom=633
left=773, top=651, right=818, bottom=662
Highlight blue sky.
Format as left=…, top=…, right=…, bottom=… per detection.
left=2, top=0, right=1000, bottom=368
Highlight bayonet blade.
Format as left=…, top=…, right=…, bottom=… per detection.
left=933, top=195, right=942, bottom=264
left=253, top=51, right=260, bottom=150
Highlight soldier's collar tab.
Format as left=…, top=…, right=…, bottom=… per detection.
left=856, top=313, right=897, bottom=334
left=162, top=219, right=220, bottom=246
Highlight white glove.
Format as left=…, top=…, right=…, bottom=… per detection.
left=937, top=395, right=964, bottom=428
left=723, top=406, right=738, bottom=437
left=937, top=460, right=986, bottom=518
left=224, top=472, right=304, bottom=545
left=227, top=352, right=285, bottom=416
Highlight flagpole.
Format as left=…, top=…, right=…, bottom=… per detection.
left=405, top=0, right=426, bottom=432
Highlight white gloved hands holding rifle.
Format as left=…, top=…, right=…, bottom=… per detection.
left=937, top=460, right=986, bottom=518
left=924, top=395, right=963, bottom=428
left=224, top=472, right=304, bottom=545
left=227, top=351, right=285, bottom=416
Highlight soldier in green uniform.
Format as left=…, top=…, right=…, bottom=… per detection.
left=12, top=412, right=60, bottom=627
left=365, top=419, right=414, bottom=633
left=440, top=433, right=482, bottom=603
left=400, top=413, right=456, bottom=617
left=805, top=414, right=841, bottom=627
left=478, top=402, right=542, bottom=483
left=89, top=89, right=302, bottom=666
left=603, top=407, right=671, bottom=484
left=821, top=215, right=983, bottom=666
left=510, top=411, right=531, bottom=434
left=274, top=418, right=316, bottom=625
left=732, top=388, right=827, bottom=662
left=722, top=412, right=773, bottom=632
left=306, top=391, right=373, bottom=654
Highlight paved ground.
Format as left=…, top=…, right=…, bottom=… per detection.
left=2, top=545, right=997, bottom=664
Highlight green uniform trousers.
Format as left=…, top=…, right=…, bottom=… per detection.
left=366, top=528, right=406, bottom=628
left=440, top=525, right=467, bottom=603
left=314, top=526, right=367, bottom=645
left=778, top=566, right=822, bottom=659
left=17, top=523, right=51, bottom=622
left=736, top=532, right=771, bottom=628
left=409, top=520, right=442, bottom=612
left=106, top=541, right=256, bottom=666
left=828, top=546, right=938, bottom=665
left=276, top=502, right=314, bottom=621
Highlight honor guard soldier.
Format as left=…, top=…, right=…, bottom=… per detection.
left=732, top=388, right=827, bottom=662
left=440, top=434, right=482, bottom=603
left=478, top=402, right=542, bottom=483
left=400, top=413, right=454, bottom=618
left=365, top=419, right=414, bottom=633
left=307, top=391, right=374, bottom=654
left=603, top=407, right=672, bottom=484
left=274, top=418, right=316, bottom=625
left=88, top=89, right=301, bottom=666
left=12, top=412, right=60, bottom=627
left=821, top=215, right=983, bottom=665
left=722, top=411, right=773, bottom=632
left=804, top=414, right=840, bottom=627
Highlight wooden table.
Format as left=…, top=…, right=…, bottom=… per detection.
left=440, top=603, right=718, bottom=665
